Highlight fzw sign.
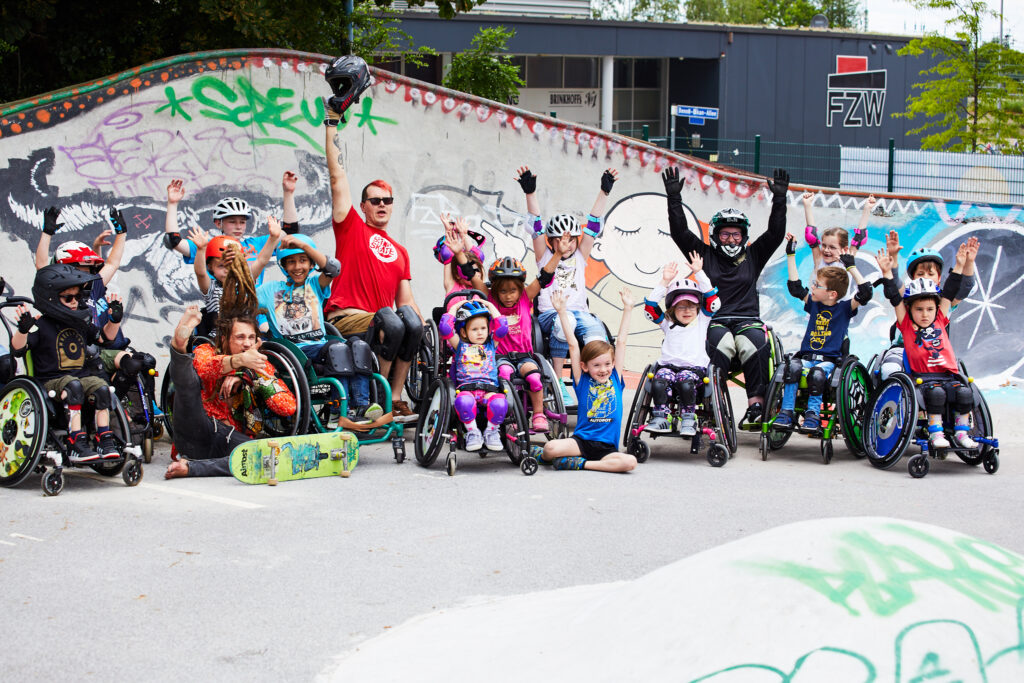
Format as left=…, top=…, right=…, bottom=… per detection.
left=826, top=56, right=886, bottom=128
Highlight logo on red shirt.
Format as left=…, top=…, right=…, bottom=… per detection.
left=368, top=233, right=397, bottom=263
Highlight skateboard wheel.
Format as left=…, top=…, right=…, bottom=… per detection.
left=339, top=470, right=350, bottom=478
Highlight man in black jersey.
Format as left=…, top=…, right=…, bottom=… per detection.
left=663, top=167, right=790, bottom=425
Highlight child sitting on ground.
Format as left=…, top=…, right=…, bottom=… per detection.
left=438, top=299, right=509, bottom=452
left=487, top=254, right=558, bottom=433
left=876, top=244, right=979, bottom=449
left=642, top=251, right=719, bottom=436
left=531, top=289, right=637, bottom=473
left=802, top=191, right=874, bottom=294
left=777, top=234, right=872, bottom=432
left=12, top=265, right=125, bottom=462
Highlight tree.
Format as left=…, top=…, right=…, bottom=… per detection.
left=683, top=0, right=860, bottom=27
left=894, top=0, right=1024, bottom=153
left=592, top=0, right=681, bottom=22
left=442, top=27, right=524, bottom=103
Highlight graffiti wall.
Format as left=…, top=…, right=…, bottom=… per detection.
left=1, top=49, right=1021, bottom=394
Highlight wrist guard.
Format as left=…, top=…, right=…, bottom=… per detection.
left=163, top=232, right=182, bottom=250
left=854, top=281, right=873, bottom=305
left=456, top=259, right=479, bottom=281
left=804, top=224, right=818, bottom=247
left=851, top=227, right=868, bottom=248
left=583, top=215, right=601, bottom=239
left=881, top=277, right=902, bottom=306
left=322, top=256, right=341, bottom=279
left=788, top=279, right=809, bottom=300
left=941, top=272, right=963, bottom=301
left=529, top=215, right=543, bottom=236
left=107, top=300, right=123, bottom=323
left=537, top=268, right=555, bottom=288
left=839, top=253, right=856, bottom=270
left=282, top=221, right=299, bottom=235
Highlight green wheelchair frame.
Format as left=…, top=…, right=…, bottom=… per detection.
left=270, top=336, right=407, bottom=462
left=719, top=321, right=784, bottom=451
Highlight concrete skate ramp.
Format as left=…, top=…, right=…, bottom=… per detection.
left=1, top=49, right=1021, bottom=393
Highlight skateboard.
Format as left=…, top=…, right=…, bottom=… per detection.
left=229, top=431, right=359, bottom=485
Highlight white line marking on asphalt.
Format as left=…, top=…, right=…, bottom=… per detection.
left=11, top=533, right=43, bottom=541
left=138, top=483, right=266, bottom=509
left=0, top=540, right=15, bottom=546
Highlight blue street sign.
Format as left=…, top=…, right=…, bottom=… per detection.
left=673, top=105, right=719, bottom=120
left=689, top=117, right=705, bottom=125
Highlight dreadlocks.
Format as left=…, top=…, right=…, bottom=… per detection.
left=214, top=244, right=265, bottom=354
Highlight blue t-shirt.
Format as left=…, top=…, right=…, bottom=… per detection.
left=574, top=369, right=624, bottom=448
left=184, top=234, right=274, bottom=286
left=798, top=299, right=857, bottom=360
left=89, top=279, right=129, bottom=350
left=257, top=277, right=330, bottom=348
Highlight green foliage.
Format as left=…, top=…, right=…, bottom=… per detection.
left=443, top=27, right=524, bottom=103
left=683, top=0, right=860, bottom=27
left=894, top=0, right=1024, bottom=153
left=592, top=0, right=682, bottom=22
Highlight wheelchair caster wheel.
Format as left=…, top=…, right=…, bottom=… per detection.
left=984, top=450, right=999, bottom=474
left=759, top=433, right=768, bottom=461
left=152, top=422, right=164, bottom=441
left=908, top=454, right=929, bottom=479
left=142, top=436, right=154, bottom=464
left=122, top=459, right=143, bottom=487
left=41, top=468, right=64, bottom=497
left=446, top=453, right=457, bottom=477
left=628, top=438, right=649, bottom=464
left=521, top=456, right=538, bottom=476
left=820, top=439, right=833, bottom=465
left=392, top=437, right=406, bottom=464
left=707, top=444, right=728, bottom=468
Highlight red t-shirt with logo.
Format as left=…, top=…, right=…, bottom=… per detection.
left=326, top=207, right=411, bottom=313
left=899, top=309, right=959, bottom=374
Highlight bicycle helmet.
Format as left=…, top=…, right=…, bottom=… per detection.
left=325, top=55, right=372, bottom=115
left=488, top=256, right=527, bottom=284
left=454, top=300, right=491, bottom=332
left=906, top=247, right=943, bottom=276
left=54, top=241, right=104, bottom=268
left=205, top=235, right=242, bottom=261
left=212, top=197, right=252, bottom=221
left=903, top=277, right=941, bottom=304
left=709, top=208, right=750, bottom=261
left=277, top=234, right=317, bottom=282
left=665, top=278, right=702, bottom=310
left=32, top=264, right=98, bottom=330
left=432, top=230, right=487, bottom=265
left=545, top=213, right=581, bottom=238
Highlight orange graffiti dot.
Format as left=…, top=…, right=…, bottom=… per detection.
left=130, top=78, right=142, bottom=88
left=160, top=72, right=169, bottom=82
left=17, top=113, right=25, bottom=119
left=208, top=61, right=217, bottom=69
left=1, top=119, right=6, bottom=125
left=123, top=89, right=129, bottom=94
left=97, top=97, right=103, bottom=103
left=36, top=110, right=50, bottom=123
left=107, top=87, right=115, bottom=94
left=231, top=61, right=241, bottom=69
left=79, top=103, right=85, bottom=109
left=11, top=123, right=21, bottom=133
left=219, top=58, right=226, bottom=66
left=63, top=102, right=72, bottom=110
left=26, top=122, right=33, bottom=128
left=143, top=80, right=150, bottom=86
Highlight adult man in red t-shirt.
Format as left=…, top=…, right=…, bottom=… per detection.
left=323, top=102, right=423, bottom=423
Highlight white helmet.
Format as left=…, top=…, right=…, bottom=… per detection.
left=545, top=213, right=581, bottom=237
left=213, top=197, right=252, bottom=220
left=903, top=277, right=941, bottom=303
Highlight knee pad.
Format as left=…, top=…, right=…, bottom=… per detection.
left=524, top=369, right=543, bottom=394
left=952, top=383, right=975, bottom=414
left=650, top=377, right=670, bottom=405
left=396, top=305, right=423, bottom=362
left=922, top=382, right=947, bottom=414
left=676, top=379, right=696, bottom=406
left=708, top=327, right=736, bottom=363
left=63, top=379, right=85, bottom=407
left=324, top=341, right=355, bottom=377
left=783, top=357, right=804, bottom=384
left=498, top=363, right=515, bottom=381
left=368, top=308, right=404, bottom=361
left=805, top=366, right=828, bottom=395
left=454, top=391, right=478, bottom=423
left=735, top=328, right=767, bottom=364
left=349, top=338, right=374, bottom=375
left=486, top=394, right=508, bottom=424
left=88, top=385, right=111, bottom=410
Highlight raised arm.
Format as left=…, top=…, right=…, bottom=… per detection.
left=643, top=261, right=677, bottom=324
left=839, top=252, right=872, bottom=310
left=35, top=207, right=61, bottom=269
left=188, top=227, right=212, bottom=294
left=875, top=248, right=906, bottom=322
left=850, top=195, right=875, bottom=255
left=281, top=170, right=300, bottom=234
left=164, top=179, right=190, bottom=256
left=101, top=293, right=123, bottom=343
left=516, top=166, right=546, bottom=258
left=552, top=290, right=580, bottom=383
left=614, top=288, right=634, bottom=375
left=749, top=169, right=789, bottom=268
left=324, top=106, right=353, bottom=223
left=785, top=235, right=809, bottom=304
left=579, top=169, right=617, bottom=260
left=801, top=191, right=822, bottom=269
left=98, top=208, right=127, bottom=285
left=662, top=167, right=704, bottom=256
left=251, top=216, right=283, bottom=279
left=525, top=250, right=559, bottom=300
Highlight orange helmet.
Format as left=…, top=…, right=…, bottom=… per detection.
left=205, top=235, right=242, bottom=260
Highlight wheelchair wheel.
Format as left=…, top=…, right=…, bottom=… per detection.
left=406, top=320, right=439, bottom=411
left=863, top=373, right=916, bottom=470
left=957, top=370, right=994, bottom=467
left=41, top=468, right=65, bottom=496
left=500, top=378, right=529, bottom=466
left=760, top=367, right=791, bottom=454
left=414, top=378, right=452, bottom=468
left=261, top=341, right=311, bottom=436
left=623, top=365, right=653, bottom=461
left=0, top=378, right=49, bottom=488
left=838, top=360, right=871, bottom=458
left=709, top=365, right=737, bottom=454
left=537, top=356, right=568, bottom=441
left=159, top=365, right=174, bottom=441
left=90, top=396, right=133, bottom=477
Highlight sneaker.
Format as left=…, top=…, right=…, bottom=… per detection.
left=646, top=410, right=672, bottom=434
left=799, top=411, right=821, bottom=434
left=742, top=402, right=764, bottom=425
left=483, top=425, right=503, bottom=451
left=678, top=412, right=697, bottom=437
left=953, top=429, right=978, bottom=449
left=391, top=400, right=418, bottom=424
left=773, top=409, right=794, bottom=430
left=928, top=428, right=951, bottom=449
left=530, top=413, right=550, bottom=433
left=67, top=432, right=101, bottom=463
left=95, top=430, right=121, bottom=459
left=464, top=427, right=484, bottom=452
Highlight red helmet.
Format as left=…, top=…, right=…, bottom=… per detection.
left=54, top=241, right=103, bottom=267
left=206, top=235, right=242, bottom=260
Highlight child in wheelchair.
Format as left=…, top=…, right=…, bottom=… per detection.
left=642, top=252, right=719, bottom=436
left=777, top=235, right=872, bottom=432
left=876, top=245, right=978, bottom=450
left=439, top=299, right=509, bottom=452
left=11, top=265, right=126, bottom=462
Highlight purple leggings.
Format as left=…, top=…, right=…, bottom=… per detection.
left=454, top=389, right=508, bottom=425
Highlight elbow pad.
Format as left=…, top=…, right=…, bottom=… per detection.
left=456, top=259, right=479, bottom=281
left=537, top=268, right=555, bottom=289
left=583, top=215, right=601, bottom=239
left=438, top=313, right=455, bottom=340
left=702, top=288, right=721, bottom=316
left=941, top=272, right=963, bottom=301
left=956, top=272, right=974, bottom=300
left=881, top=277, right=902, bottom=306
left=492, top=316, right=508, bottom=338
left=643, top=300, right=664, bottom=324
left=282, top=221, right=299, bottom=235
left=787, top=279, right=809, bottom=300
left=854, top=281, right=873, bottom=305
left=163, top=232, right=182, bottom=250
left=321, top=256, right=341, bottom=279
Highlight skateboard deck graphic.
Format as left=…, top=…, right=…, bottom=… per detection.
left=229, top=431, right=359, bottom=485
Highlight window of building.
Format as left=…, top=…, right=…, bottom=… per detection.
left=563, top=57, right=599, bottom=88
left=526, top=56, right=563, bottom=88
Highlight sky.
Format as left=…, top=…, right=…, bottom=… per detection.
left=862, top=0, right=1024, bottom=47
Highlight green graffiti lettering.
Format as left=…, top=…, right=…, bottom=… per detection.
left=154, top=86, right=193, bottom=121
left=747, top=524, right=1024, bottom=618
left=352, top=97, right=397, bottom=135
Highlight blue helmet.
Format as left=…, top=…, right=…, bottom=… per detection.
left=906, top=247, right=943, bottom=276
left=277, top=234, right=317, bottom=282
left=454, top=300, right=491, bottom=332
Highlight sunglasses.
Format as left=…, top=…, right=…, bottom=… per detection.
left=364, top=197, right=394, bottom=206
left=59, top=294, right=81, bottom=303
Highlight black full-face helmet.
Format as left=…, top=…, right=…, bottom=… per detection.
left=32, top=264, right=98, bottom=330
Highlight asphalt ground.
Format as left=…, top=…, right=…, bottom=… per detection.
left=2, top=386, right=1022, bottom=681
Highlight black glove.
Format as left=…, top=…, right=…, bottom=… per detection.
left=43, top=207, right=62, bottom=236
left=839, top=253, right=856, bottom=269
left=17, top=311, right=36, bottom=333
left=107, top=300, right=123, bottom=324
left=786, top=237, right=797, bottom=255
left=600, top=170, right=616, bottom=195
left=324, top=95, right=349, bottom=121
left=662, top=167, right=683, bottom=196
left=108, top=207, right=127, bottom=235
left=516, top=169, right=537, bottom=194
left=766, top=168, right=790, bottom=200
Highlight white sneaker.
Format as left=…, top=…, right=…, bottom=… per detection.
left=678, top=413, right=697, bottom=437
left=928, top=429, right=951, bottom=449
left=464, top=427, right=484, bottom=452
left=646, top=410, right=671, bottom=434
left=953, top=430, right=978, bottom=449
left=483, top=425, right=504, bottom=451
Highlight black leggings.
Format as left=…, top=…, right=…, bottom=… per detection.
left=707, top=319, right=770, bottom=399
